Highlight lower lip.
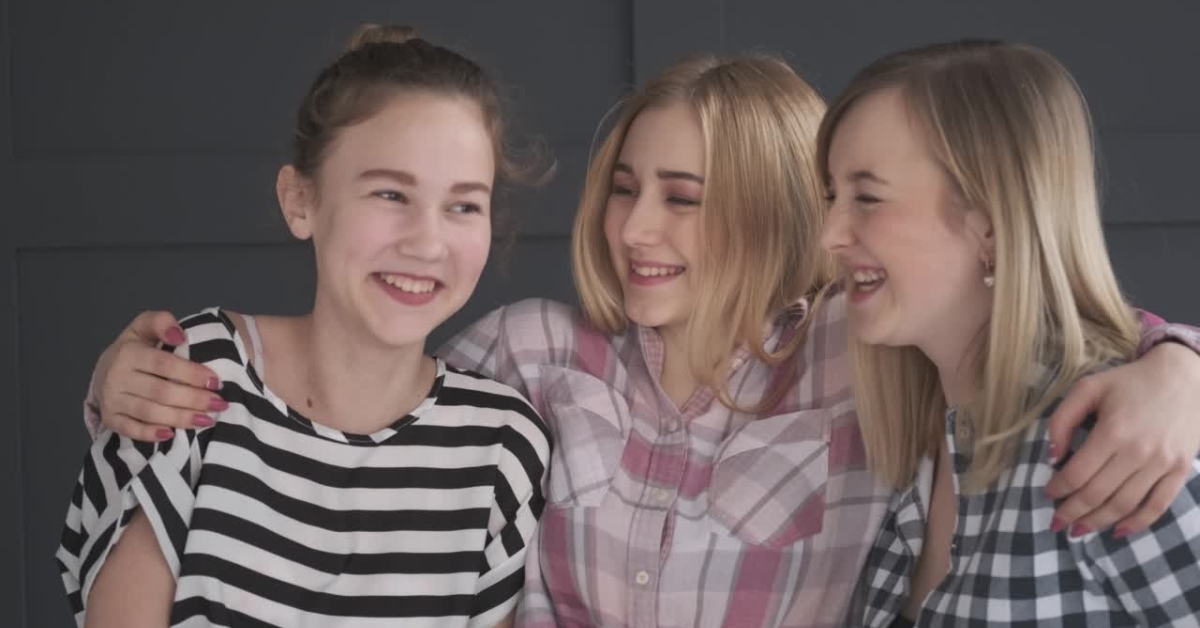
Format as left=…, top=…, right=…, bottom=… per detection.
left=628, top=269, right=685, bottom=287
left=375, top=274, right=440, bottom=306
left=849, top=280, right=885, bottom=304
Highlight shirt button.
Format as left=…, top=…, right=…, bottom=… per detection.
left=653, top=488, right=671, bottom=503
left=665, top=419, right=680, bottom=433
left=634, top=570, right=650, bottom=585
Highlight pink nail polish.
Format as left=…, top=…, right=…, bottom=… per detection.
left=1047, top=442, right=1059, bottom=464
left=1051, top=517, right=1066, bottom=532
left=193, top=415, right=215, bottom=428
left=1069, top=523, right=1091, bottom=538
left=1113, top=526, right=1131, bottom=540
left=206, top=377, right=223, bottom=391
left=209, top=397, right=229, bottom=412
left=165, top=327, right=185, bottom=345
left=156, top=428, right=175, bottom=441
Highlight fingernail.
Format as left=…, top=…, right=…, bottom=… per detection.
left=1051, top=517, right=1066, bottom=532
left=1113, top=526, right=1131, bottom=540
left=206, top=377, right=223, bottom=391
left=165, top=326, right=185, bottom=345
left=1069, top=523, right=1091, bottom=538
left=1047, top=442, right=1059, bottom=464
left=209, top=397, right=229, bottom=412
left=156, top=428, right=175, bottom=441
left=193, top=415, right=215, bottom=428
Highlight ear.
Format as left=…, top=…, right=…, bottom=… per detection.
left=277, top=165, right=316, bottom=241
left=964, top=207, right=995, bottom=264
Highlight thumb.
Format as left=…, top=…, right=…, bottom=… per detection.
left=1045, top=374, right=1105, bottom=464
left=128, top=310, right=185, bottom=346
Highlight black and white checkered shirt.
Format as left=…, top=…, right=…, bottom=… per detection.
left=853, top=383, right=1200, bottom=627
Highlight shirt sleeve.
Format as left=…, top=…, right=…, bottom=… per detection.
left=1135, top=308, right=1200, bottom=356
left=468, top=402, right=551, bottom=628
left=58, top=309, right=227, bottom=625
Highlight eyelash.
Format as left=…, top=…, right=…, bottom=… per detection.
left=450, top=203, right=483, bottom=215
left=824, top=192, right=882, bottom=206
left=373, top=190, right=408, bottom=203
left=611, top=185, right=699, bottom=207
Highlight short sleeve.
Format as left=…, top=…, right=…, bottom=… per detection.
left=57, top=309, right=231, bottom=625
left=1135, top=308, right=1200, bottom=356
left=467, top=400, right=551, bottom=628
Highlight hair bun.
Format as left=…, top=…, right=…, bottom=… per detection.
left=345, top=24, right=420, bottom=52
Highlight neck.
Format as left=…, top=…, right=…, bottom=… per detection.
left=286, top=298, right=432, bottom=434
left=920, top=324, right=986, bottom=409
left=656, top=322, right=699, bottom=409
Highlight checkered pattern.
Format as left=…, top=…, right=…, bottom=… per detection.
left=856, top=375, right=1200, bottom=627
left=438, top=292, right=893, bottom=628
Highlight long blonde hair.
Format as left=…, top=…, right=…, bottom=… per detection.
left=572, top=52, right=836, bottom=409
left=817, top=40, right=1140, bottom=489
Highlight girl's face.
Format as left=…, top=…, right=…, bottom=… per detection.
left=820, top=87, right=993, bottom=362
left=603, top=102, right=705, bottom=338
left=283, top=92, right=495, bottom=349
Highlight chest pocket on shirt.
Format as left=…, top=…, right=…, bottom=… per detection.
left=539, top=365, right=630, bottom=508
left=706, top=409, right=832, bottom=548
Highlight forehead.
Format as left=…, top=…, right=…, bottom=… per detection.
left=827, top=87, right=931, bottom=177
left=617, top=101, right=705, bottom=173
left=324, top=93, right=496, bottom=184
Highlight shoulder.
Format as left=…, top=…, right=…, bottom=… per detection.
left=439, top=362, right=551, bottom=457
left=168, top=308, right=243, bottom=366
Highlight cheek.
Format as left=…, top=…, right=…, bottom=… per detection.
left=451, top=223, right=492, bottom=279
left=603, top=201, right=628, bottom=254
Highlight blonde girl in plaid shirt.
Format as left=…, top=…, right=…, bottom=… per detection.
left=75, top=47, right=1200, bottom=627
left=821, top=40, right=1200, bottom=627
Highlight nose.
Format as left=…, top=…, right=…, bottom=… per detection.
left=396, top=207, right=449, bottom=262
left=619, top=194, right=664, bottom=249
left=819, top=202, right=855, bottom=254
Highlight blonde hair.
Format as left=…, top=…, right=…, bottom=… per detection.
left=572, top=53, right=836, bottom=409
left=816, top=40, right=1140, bottom=489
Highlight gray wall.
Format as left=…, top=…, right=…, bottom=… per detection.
left=3, top=2, right=1196, bottom=625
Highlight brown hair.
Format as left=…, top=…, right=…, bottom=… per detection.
left=572, top=53, right=836, bottom=410
left=292, top=24, right=549, bottom=204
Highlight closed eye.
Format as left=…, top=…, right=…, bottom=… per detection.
left=667, top=195, right=700, bottom=207
left=612, top=184, right=636, bottom=197
left=856, top=194, right=882, bottom=204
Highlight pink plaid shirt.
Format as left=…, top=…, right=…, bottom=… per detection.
left=437, top=291, right=891, bottom=628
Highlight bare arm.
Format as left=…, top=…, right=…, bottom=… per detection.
left=83, top=508, right=174, bottom=628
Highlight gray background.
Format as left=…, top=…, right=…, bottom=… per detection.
left=3, top=2, right=1196, bottom=625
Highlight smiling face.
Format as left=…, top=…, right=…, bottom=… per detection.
left=602, top=101, right=706, bottom=338
left=281, top=91, right=494, bottom=349
left=819, top=87, right=993, bottom=362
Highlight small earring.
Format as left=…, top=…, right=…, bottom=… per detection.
left=983, top=260, right=995, bottom=289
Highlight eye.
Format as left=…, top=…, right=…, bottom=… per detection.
left=372, top=190, right=409, bottom=203
left=666, top=195, right=700, bottom=207
left=611, top=184, right=636, bottom=197
left=855, top=194, right=882, bottom=205
left=449, top=202, right=484, bottom=215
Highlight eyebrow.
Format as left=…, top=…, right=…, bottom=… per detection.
left=848, top=170, right=889, bottom=185
left=613, top=162, right=705, bottom=184
left=359, top=168, right=491, bottom=194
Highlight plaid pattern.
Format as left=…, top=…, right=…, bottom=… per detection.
left=856, top=372, right=1200, bottom=627
left=438, top=292, right=892, bottom=628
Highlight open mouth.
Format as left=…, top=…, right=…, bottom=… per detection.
left=629, top=261, right=686, bottom=286
left=375, top=272, right=442, bottom=305
left=850, top=268, right=887, bottom=299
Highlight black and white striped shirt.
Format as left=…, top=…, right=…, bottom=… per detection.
left=57, top=308, right=550, bottom=628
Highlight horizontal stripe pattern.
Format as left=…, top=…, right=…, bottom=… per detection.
left=58, top=307, right=550, bottom=628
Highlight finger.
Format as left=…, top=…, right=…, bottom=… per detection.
left=1112, top=468, right=1190, bottom=539
left=1049, top=447, right=1123, bottom=532
left=104, top=412, right=176, bottom=442
left=1064, top=459, right=1158, bottom=535
left=111, top=391, right=218, bottom=431
left=126, top=370, right=223, bottom=414
left=1045, top=375, right=1105, bottom=465
left=1045, top=424, right=1118, bottom=500
left=129, top=310, right=186, bottom=346
left=130, top=342, right=221, bottom=391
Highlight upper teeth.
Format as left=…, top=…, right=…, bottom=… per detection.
left=632, top=264, right=684, bottom=277
left=380, top=273, right=436, bottom=293
left=852, top=269, right=887, bottom=284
